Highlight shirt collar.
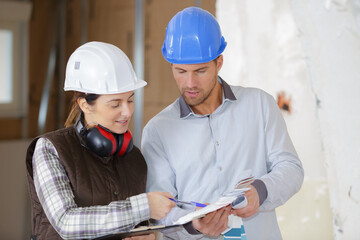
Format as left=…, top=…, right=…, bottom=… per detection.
left=179, top=77, right=237, bottom=118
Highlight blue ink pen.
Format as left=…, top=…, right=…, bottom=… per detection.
left=169, top=198, right=207, bottom=208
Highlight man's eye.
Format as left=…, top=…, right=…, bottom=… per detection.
left=111, top=104, right=119, bottom=108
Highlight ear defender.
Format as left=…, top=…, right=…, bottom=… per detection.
left=117, top=130, right=134, bottom=156
left=85, top=126, right=118, bottom=157
left=75, top=115, right=133, bottom=157
left=84, top=126, right=134, bottom=158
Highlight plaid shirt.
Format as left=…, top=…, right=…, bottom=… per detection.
left=32, top=137, right=150, bottom=239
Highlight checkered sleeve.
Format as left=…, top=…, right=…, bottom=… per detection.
left=32, top=138, right=151, bottom=240
left=129, top=193, right=151, bottom=222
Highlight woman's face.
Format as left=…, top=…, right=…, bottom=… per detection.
left=81, top=91, right=134, bottom=134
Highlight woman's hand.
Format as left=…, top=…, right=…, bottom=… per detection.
left=147, top=191, right=175, bottom=220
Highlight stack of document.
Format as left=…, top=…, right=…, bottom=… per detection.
left=173, top=174, right=254, bottom=225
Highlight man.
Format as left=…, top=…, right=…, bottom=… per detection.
left=141, top=7, right=304, bottom=240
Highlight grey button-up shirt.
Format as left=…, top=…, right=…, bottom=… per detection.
left=141, top=78, right=304, bottom=240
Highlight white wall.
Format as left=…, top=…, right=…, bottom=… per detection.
left=289, top=0, right=360, bottom=239
left=217, top=0, right=360, bottom=239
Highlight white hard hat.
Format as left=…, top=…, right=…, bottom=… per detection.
left=64, top=41, right=147, bottom=94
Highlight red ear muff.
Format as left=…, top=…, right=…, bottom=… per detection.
left=117, top=130, right=133, bottom=156
left=85, top=125, right=117, bottom=157
left=75, top=114, right=133, bottom=157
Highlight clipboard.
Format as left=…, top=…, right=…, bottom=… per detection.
left=94, top=224, right=183, bottom=239
left=173, top=172, right=254, bottom=225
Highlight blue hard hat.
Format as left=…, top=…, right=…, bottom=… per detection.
left=162, top=7, right=227, bottom=64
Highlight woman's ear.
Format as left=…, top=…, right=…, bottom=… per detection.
left=77, top=98, right=91, bottom=114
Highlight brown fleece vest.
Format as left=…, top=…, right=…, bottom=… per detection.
left=26, top=126, right=147, bottom=239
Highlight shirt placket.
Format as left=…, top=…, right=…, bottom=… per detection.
left=208, top=113, right=223, bottom=196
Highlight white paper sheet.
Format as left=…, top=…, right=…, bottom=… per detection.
left=173, top=188, right=250, bottom=225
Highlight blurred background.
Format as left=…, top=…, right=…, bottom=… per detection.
left=0, top=0, right=359, bottom=239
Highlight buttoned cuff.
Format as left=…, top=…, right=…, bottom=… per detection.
left=251, top=179, right=268, bottom=206
left=130, top=193, right=151, bottom=223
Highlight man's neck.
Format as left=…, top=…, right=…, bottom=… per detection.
left=191, top=81, right=223, bottom=115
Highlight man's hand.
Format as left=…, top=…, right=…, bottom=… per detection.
left=192, top=205, right=231, bottom=236
left=124, top=233, right=155, bottom=240
left=232, top=185, right=259, bottom=218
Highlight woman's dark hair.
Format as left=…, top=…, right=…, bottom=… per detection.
left=64, top=92, right=99, bottom=127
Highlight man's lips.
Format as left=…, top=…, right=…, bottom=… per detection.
left=185, top=90, right=199, bottom=98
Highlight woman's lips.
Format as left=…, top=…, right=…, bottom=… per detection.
left=116, top=120, right=128, bottom=125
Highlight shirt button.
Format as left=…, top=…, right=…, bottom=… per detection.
left=114, top=191, right=119, bottom=195
left=216, top=141, right=219, bottom=146
left=218, top=166, right=222, bottom=171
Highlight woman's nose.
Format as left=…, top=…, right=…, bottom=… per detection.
left=121, top=102, right=133, bottom=117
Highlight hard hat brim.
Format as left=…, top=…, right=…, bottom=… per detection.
left=162, top=40, right=227, bottom=64
left=64, top=78, right=147, bottom=94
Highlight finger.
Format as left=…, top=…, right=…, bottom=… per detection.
left=237, top=203, right=258, bottom=218
left=160, top=195, right=175, bottom=208
left=203, top=208, right=227, bottom=236
left=199, top=210, right=217, bottom=225
left=211, top=208, right=226, bottom=223
left=193, top=207, right=230, bottom=235
left=192, top=217, right=210, bottom=233
left=213, top=206, right=231, bottom=220
left=164, top=198, right=176, bottom=209
left=233, top=205, right=250, bottom=217
left=159, top=191, right=173, bottom=198
left=195, top=202, right=209, bottom=211
left=192, top=211, right=219, bottom=234
left=211, top=207, right=231, bottom=235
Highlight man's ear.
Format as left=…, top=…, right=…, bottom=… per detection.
left=77, top=98, right=91, bottom=114
left=216, top=55, right=224, bottom=72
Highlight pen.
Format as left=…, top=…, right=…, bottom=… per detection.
left=169, top=198, right=207, bottom=208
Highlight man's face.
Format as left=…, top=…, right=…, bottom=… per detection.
left=171, top=56, right=223, bottom=107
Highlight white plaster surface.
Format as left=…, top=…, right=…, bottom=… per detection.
left=215, top=0, right=360, bottom=238
left=289, top=0, right=360, bottom=239
left=216, top=0, right=328, bottom=180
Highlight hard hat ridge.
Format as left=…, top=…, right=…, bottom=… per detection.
left=162, top=7, right=227, bottom=64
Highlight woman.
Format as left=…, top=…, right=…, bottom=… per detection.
left=26, top=42, right=175, bottom=240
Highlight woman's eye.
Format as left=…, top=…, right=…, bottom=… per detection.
left=111, top=104, right=120, bottom=108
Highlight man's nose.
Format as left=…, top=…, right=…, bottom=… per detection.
left=186, top=73, right=197, bottom=88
